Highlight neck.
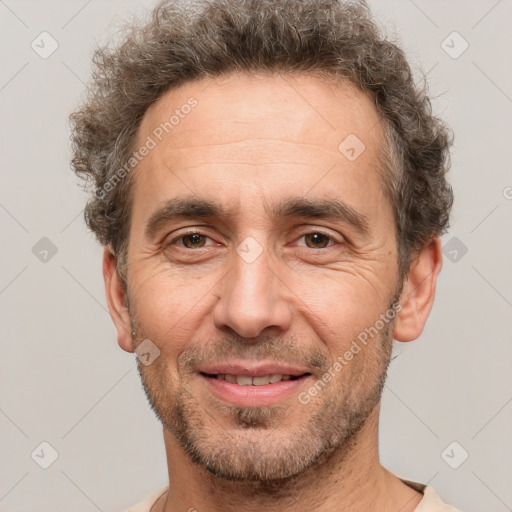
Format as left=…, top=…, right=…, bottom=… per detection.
left=155, top=405, right=422, bottom=512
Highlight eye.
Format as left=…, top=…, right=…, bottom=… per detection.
left=165, top=230, right=339, bottom=252
left=170, top=232, right=214, bottom=249
left=297, top=231, right=336, bottom=249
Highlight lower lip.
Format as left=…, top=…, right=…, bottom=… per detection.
left=200, top=374, right=312, bottom=407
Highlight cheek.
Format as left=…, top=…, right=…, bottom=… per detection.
left=129, top=263, right=210, bottom=355
left=292, top=269, right=393, bottom=355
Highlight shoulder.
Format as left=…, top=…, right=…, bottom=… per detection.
left=401, top=479, right=462, bottom=512
left=416, top=486, right=462, bottom=512
left=122, top=486, right=168, bottom=512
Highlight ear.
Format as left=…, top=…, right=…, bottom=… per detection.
left=393, top=236, right=443, bottom=342
left=102, top=245, right=134, bottom=353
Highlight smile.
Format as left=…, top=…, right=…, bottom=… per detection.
left=202, top=373, right=306, bottom=385
left=199, top=371, right=313, bottom=407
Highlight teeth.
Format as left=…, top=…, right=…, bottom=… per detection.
left=216, top=374, right=296, bottom=385
left=252, top=375, right=271, bottom=386
left=236, top=376, right=253, bottom=386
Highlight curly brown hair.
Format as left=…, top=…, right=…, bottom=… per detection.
left=69, top=0, right=453, bottom=285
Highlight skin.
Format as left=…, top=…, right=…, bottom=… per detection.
left=103, top=72, right=443, bottom=512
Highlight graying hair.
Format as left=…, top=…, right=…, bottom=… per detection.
left=69, top=0, right=453, bottom=285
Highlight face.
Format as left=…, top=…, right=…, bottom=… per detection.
left=121, top=72, right=403, bottom=482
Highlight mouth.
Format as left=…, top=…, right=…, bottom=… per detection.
left=200, top=372, right=310, bottom=385
left=199, top=367, right=313, bottom=407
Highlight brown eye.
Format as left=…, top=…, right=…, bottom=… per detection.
left=303, top=232, right=332, bottom=249
left=181, top=233, right=207, bottom=248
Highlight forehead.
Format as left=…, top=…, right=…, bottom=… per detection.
left=137, top=71, right=383, bottom=155
left=131, top=72, right=391, bottom=233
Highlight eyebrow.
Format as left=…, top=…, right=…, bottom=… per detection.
left=144, top=196, right=370, bottom=240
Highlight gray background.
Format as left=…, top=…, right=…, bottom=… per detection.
left=1, top=0, right=511, bottom=510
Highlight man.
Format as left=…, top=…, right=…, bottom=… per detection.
left=69, top=0, right=459, bottom=510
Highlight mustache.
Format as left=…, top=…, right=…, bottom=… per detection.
left=177, top=335, right=329, bottom=374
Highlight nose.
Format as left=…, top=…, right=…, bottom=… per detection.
left=212, top=244, right=292, bottom=339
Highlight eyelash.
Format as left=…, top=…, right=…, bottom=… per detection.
left=166, top=229, right=340, bottom=250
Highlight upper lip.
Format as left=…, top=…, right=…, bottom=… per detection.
left=198, top=361, right=311, bottom=377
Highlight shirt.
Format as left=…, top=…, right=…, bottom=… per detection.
left=123, top=479, right=462, bottom=512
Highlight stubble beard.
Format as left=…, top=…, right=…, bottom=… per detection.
left=130, top=299, right=398, bottom=487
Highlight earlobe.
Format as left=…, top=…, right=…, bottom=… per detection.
left=393, top=237, right=443, bottom=343
left=102, top=246, right=134, bottom=353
